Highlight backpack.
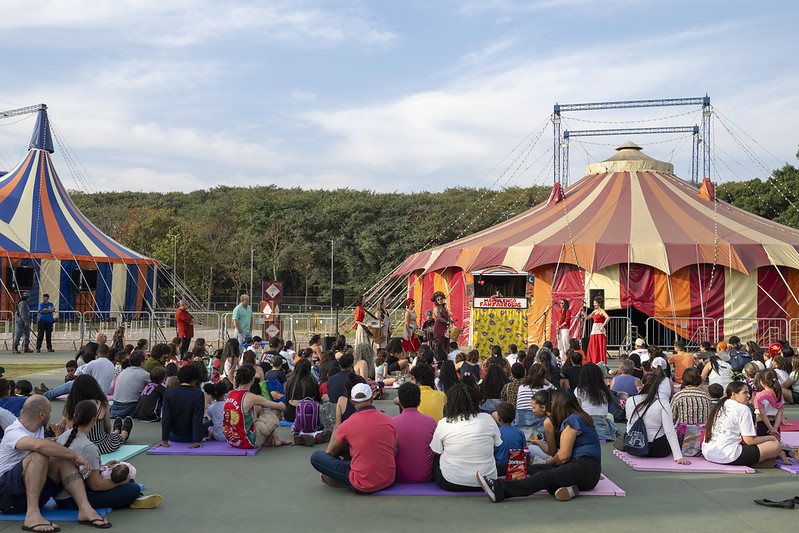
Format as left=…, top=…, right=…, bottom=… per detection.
left=292, top=398, right=321, bottom=435
left=623, top=401, right=655, bottom=456
left=265, top=379, right=286, bottom=403
left=319, top=401, right=337, bottom=432
left=729, top=350, right=752, bottom=372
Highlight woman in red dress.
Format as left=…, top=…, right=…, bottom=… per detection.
left=582, top=296, right=609, bottom=364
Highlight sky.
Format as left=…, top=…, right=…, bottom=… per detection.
left=0, top=0, right=797, bottom=194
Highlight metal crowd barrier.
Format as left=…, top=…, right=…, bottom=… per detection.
left=604, top=316, right=633, bottom=352
left=718, top=317, right=788, bottom=347
left=645, top=317, right=717, bottom=350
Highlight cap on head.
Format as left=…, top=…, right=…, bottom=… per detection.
left=350, top=383, right=372, bottom=402
left=635, top=338, right=645, bottom=347
left=716, top=341, right=727, bottom=351
left=651, top=357, right=667, bottom=369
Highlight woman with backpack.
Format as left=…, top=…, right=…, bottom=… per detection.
left=284, top=359, right=321, bottom=423
left=623, top=373, right=690, bottom=464
left=701, top=354, right=733, bottom=390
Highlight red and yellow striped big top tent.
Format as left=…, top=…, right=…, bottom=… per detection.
left=393, top=142, right=799, bottom=348
left=0, top=108, right=158, bottom=315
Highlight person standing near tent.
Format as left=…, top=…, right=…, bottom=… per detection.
left=36, top=293, right=55, bottom=353
left=353, top=296, right=370, bottom=349
left=13, top=293, right=33, bottom=354
left=232, top=294, right=253, bottom=344
left=582, top=297, right=608, bottom=365
left=557, top=299, right=572, bottom=357
left=432, top=292, right=450, bottom=342
left=175, top=300, right=194, bottom=356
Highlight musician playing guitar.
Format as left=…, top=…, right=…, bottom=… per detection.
left=432, top=291, right=451, bottom=341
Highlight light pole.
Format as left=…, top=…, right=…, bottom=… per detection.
left=171, top=234, right=179, bottom=305
left=250, top=246, right=255, bottom=307
left=330, top=239, right=334, bottom=315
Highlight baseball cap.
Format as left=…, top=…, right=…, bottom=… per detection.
left=271, top=354, right=284, bottom=367
left=635, top=338, right=645, bottom=347
left=350, top=383, right=372, bottom=402
left=716, top=341, right=727, bottom=351
left=651, top=357, right=668, bottom=370
left=768, top=343, right=782, bottom=357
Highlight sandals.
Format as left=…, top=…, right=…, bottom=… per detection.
left=753, top=498, right=795, bottom=509
left=22, top=523, right=60, bottom=532
left=78, top=517, right=112, bottom=529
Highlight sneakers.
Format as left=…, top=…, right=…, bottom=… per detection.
left=475, top=471, right=498, bottom=502
left=23, top=348, right=33, bottom=353
left=130, top=494, right=164, bottom=509
left=12, top=349, right=20, bottom=354
left=122, top=417, right=134, bottom=437
left=293, top=434, right=315, bottom=447
left=320, top=474, right=344, bottom=488
left=315, top=430, right=332, bottom=444
left=113, top=417, right=124, bottom=433
left=47, top=348, right=55, bottom=352
left=554, top=485, right=580, bottom=501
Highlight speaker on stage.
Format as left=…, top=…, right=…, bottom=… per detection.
left=588, top=289, right=605, bottom=307
left=332, top=288, right=345, bottom=309
left=7, top=266, right=34, bottom=291
left=322, top=336, right=336, bottom=351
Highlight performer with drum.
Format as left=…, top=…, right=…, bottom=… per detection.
left=376, top=297, right=391, bottom=349
left=432, top=291, right=451, bottom=341
left=401, top=298, right=420, bottom=354
left=353, top=295, right=370, bottom=347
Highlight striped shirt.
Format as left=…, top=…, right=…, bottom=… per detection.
left=515, top=384, right=553, bottom=412
left=670, top=386, right=712, bottom=426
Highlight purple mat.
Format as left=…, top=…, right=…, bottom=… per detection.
left=373, top=475, right=624, bottom=497
left=146, top=440, right=260, bottom=456
left=776, top=459, right=799, bottom=475
left=613, top=449, right=755, bottom=474
left=781, top=432, right=799, bottom=447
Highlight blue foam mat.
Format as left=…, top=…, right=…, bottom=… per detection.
left=0, top=501, right=111, bottom=521
left=280, top=420, right=293, bottom=427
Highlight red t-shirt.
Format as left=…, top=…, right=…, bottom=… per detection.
left=353, top=306, right=365, bottom=331
left=335, top=407, right=397, bottom=492
left=559, top=309, right=571, bottom=329
left=393, top=407, right=436, bottom=483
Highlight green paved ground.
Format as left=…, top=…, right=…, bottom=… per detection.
left=3, top=361, right=799, bottom=532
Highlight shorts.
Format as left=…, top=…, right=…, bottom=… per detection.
left=0, top=460, right=62, bottom=514
left=728, top=444, right=761, bottom=467
left=792, top=390, right=799, bottom=404
left=756, top=420, right=779, bottom=437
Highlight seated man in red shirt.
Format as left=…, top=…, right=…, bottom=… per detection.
left=310, top=383, right=397, bottom=494
left=393, top=383, right=437, bottom=483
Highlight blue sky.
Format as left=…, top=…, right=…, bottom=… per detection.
left=0, top=0, right=797, bottom=193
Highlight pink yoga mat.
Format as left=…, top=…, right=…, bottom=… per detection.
left=613, top=449, right=755, bottom=474
left=373, top=475, right=624, bottom=497
left=780, top=419, right=799, bottom=432
left=776, top=459, right=799, bottom=475
left=146, top=440, right=261, bottom=456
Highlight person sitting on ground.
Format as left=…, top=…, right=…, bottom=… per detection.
left=109, top=351, right=150, bottom=418
left=14, top=380, right=33, bottom=397
left=707, top=383, right=724, bottom=405
left=492, top=402, right=526, bottom=477
left=317, top=350, right=339, bottom=384
left=203, top=381, right=227, bottom=441
left=436, top=360, right=460, bottom=394
left=610, top=359, right=641, bottom=396
left=0, top=395, right=111, bottom=531
left=454, top=352, right=467, bottom=374
left=64, top=361, right=78, bottom=383
left=430, top=383, right=501, bottom=492
left=385, top=338, right=409, bottom=375
left=327, top=353, right=365, bottom=423
left=479, top=365, right=509, bottom=414
left=624, top=373, right=690, bottom=465
left=55, top=399, right=162, bottom=511
left=353, top=341, right=376, bottom=381
left=650, top=359, right=675, bottom=400
left=311, top=383, right=397, bottom=493
left=144, top=343, right=171, bottom=373
left=574, top=363, right=619, bottom=440
left=753, top=369, right=785, bottom=438
left=715, top=341, right=731, bottom=363
left=265, top=355, right=288, bottom=386
left=135, top=367, right=167, bottom=422
left=135, top=338, right=148, bottom=354
left=701, top=382, right=784, bottom=468
left=393, top=382, right=436, bottom=483
left=160, top=364, right=205, bottom=448
left=771, top=355, right=791, bottom=387
left=81, top=344, right=116, bottom=395
left=405, top=363, right=446, bottom=422
left=561, top=350, right=583, bottom=389
left=670, top=367, right=712, bottom=426
left=459, top=350, right=481, bottom=379
left=506, top=344, right=520, bottom=366
left=241, top=350, right=264, bottom=382
left=701, top=354, right=733, bottom=391
left=476, top=389, right=602, bottom=503
left=630, top=338, right=649, bottom=363
left=528, top=390, right=557, bottom=461
left=223, top=365, right=290, bottom=449
left=59, top=375, right=131, bottom=455
left=501, top=363, right=525, bottom=407
left=668, top=341, right=698, bottom=385
left=284, top=359, right=321, bottom=423
left=782, top=356, right=799, bottom=404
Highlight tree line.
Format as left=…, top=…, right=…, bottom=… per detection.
left=70, top=161, right=799, bottom=309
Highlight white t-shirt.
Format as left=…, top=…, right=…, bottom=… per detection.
left=631, top=348, right=649, bottom=363
left=625, top=395, right=682, bottom=459
left=707, top=361, right=732, bottom=388
left=429, top=413, right=502, bottom=487
left=658, top=378, right=674, bottom=401
left=506, top=353, right=518, bottom=367
left=0, top=419, right=44, bottom=477
left=775, top=369, right=790, bottom=386
left=447, top=350, right=462, bottom=362
left=701, top=399, right=755, bottom=464
left=575, top=388, right=609, bottom=417
left=83, top=357, right=116, bottom=394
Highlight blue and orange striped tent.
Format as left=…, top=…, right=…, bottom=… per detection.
left=0, top=108, right=158, bottom=315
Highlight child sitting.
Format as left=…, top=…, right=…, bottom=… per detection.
left=14, top=379, right=33, bottom=397
left=136, top=367, right=167, bottom=421
left=707, top=383, right=724, bottom=405
left=375, top=350, right=388, bottom=380
left=203, top=381, right=227, bottom=441
left=528, top=390, right=557, bottom=462
left=65, top=360, right=78, bottom=382
left=99, top=461, right=136, bottom=482
left=164, top=363, right=179, bottom=390
left=265, top=355, right=288, bottom=385
left=460, top=350, right=481, bottom=379
left=492, top=402, right=526, bottom=477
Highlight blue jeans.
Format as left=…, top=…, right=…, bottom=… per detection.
left=109, top=401, right=138, bottom=418
left=43, top=381, right=73, bottom=400
left=56, top=481, right=142, bottom=509
left=310, top=450, right=367, bottom=494
left=13, top=322, right=29, bottom=350
left=513, top=409, right=546, bottom=434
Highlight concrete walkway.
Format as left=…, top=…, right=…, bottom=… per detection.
left=2, top=358, right=799, bottom=532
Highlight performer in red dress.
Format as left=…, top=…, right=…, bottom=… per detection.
left=582, top=296, right=609, bottom=364
left=557, top=299, right=571, bottom=358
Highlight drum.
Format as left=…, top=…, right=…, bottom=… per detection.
left=446, top=325, right=462, bottom=341
left=368, top=320, right=385, bottom=343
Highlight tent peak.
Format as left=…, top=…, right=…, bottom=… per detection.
left=28, top=108, right=54, bottom=153
left=616, top=140, right=642, bottom=151
left=584, top=140, right=673, bottom=175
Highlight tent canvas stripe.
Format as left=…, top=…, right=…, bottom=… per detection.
left=0, top=152, right=35, bottom=222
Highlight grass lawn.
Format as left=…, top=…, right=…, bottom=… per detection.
left=0, top=364, right=63, bottom=379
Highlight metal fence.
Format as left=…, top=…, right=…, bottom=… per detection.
left=645, top=317, right=718, bottom=350
left=605, top=317, right=633, bottom=352
left=718, top=317, right=788, bottom=347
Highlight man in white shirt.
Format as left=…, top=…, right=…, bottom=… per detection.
left=82, top=344, right=116, bottom=394
left=630, top=338, right=650, bottom=363
left=447, top=341, right=463, bottom=362
left=0, top=395, right=109, bottom=530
